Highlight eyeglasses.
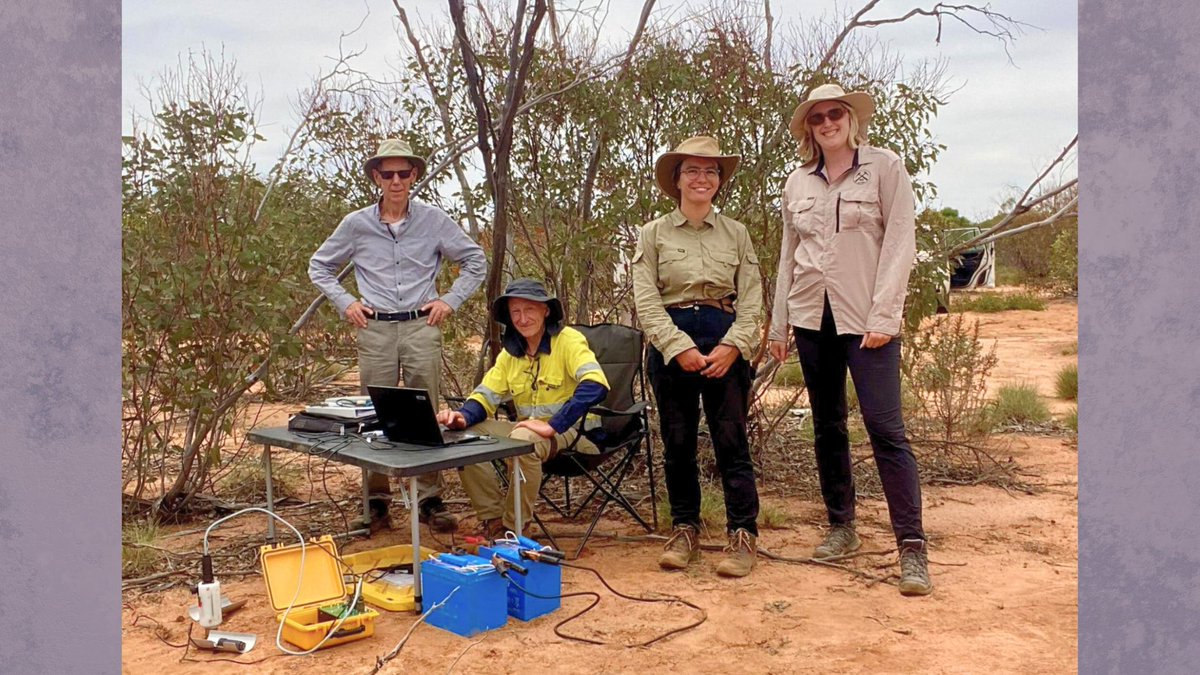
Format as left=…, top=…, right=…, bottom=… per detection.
left=679, top=168, right=720, bottom=179
left=377, top=168, right=416, bottom=181
left=806, top=107, right=848, bottom=127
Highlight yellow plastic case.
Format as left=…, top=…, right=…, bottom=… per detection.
left=259, top=535, right=379, bottom=651
left=338, top=544, right=438, bottom=612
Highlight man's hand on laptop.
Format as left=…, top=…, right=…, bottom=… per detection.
left=514, top=419, right=555, bottom=439
left=436, top=409, right=467, bottom=430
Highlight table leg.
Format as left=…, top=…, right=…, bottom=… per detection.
left=361, top=467, right=371, bottom=531
left=411, top=475, right=422, bottom=613
left=262, top=444, right=276, bottom=542
left=513, top=461, right=522, bottom=539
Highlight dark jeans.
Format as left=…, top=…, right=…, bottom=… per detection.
left=793, top=298, right=925, bottom=546
left=647, top=306, right=760, bottom=535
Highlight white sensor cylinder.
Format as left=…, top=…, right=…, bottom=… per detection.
left=197, top=580, right=223, bottom=628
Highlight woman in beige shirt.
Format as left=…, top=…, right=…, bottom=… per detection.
left=631, top=136, right=763, bottom=578
left=767, top=84, right=931, bottom=596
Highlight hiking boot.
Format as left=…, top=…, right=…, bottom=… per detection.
left=481, top=518, right=508, bottom=541
left=418, top=498, right=459, bottom=533
left=715, top=528, right=757, bottom=578
left=658, top=524, right=701, bottom=570
left=367, top=498, right=391, bottom=534
left=813, top=523, right=861, bottom=559
left=898, top=538, right=933, bottom=596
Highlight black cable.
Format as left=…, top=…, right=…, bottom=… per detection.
left=498, top=560, right=708, bottom=647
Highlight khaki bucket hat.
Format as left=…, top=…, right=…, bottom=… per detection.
left=654, top=136, right=740, bottom=200
left=363, top=138, right=428, bottom=182
left=788, top=83, right=875, bottom=142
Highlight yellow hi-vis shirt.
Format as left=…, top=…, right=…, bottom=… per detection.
left=467, top=327, right=610, bottom=429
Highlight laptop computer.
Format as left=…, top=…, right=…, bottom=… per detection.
left=366, top=386, right=481, bottom=447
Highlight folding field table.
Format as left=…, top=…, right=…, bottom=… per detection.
left=247, top=427, right=533, bottom=611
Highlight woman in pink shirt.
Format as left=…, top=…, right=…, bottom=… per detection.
left=768, top=83, right=931, bottom=596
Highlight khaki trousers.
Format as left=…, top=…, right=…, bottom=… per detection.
left=458, top=418, right=599, bottom=532
left=358, top=318, right=444, bottom=504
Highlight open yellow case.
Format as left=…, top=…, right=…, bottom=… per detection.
left=259, top=535, right=379, bottom=651
left=338, top=543, right=438, bottom=612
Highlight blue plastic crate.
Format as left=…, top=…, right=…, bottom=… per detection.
left=420, top=553, right=508, bottom=637
left=478, top=540, right=562, bottom=621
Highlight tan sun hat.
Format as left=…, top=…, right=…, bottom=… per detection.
left=654, top=136, right=740, bottom=200
left=363, top=138, right=428, bottom=182
left=788, top=83, right=875, bottom=142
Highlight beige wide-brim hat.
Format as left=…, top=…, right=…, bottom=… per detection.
left=654, top=135, right=741, bottom=201
left=788, top=83, right=875, bottom=142
left=363, top=138, right=428, bottom=182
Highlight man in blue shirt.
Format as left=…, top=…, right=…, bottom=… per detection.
left=309, top=138, right=487, bottom=532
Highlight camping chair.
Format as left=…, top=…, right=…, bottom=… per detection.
left=531, top=323, right=658, bottom=558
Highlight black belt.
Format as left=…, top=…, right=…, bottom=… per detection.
left=369, top=308, right=430, bottom=321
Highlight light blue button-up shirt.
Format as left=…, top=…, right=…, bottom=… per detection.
left=309, top=199, right=487, bottom=315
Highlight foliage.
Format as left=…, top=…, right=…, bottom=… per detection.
left=122, top=53, right=350, bottom=511
left=1049, top=223, right=1078, bottom=293
left=122, top=518, right=162, bottom=578
left=993, top=383, right=1052, bottom=426
left=1064, top=406, right=1078, bottom=434
left=1055, top=363, right=1078, bottom=400
left=952, top=292, right=1047, bottom=313
left=901, top=314, right=998, bottom=444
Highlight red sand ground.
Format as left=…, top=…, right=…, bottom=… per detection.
left=122, top=296, right=1078, bottom=674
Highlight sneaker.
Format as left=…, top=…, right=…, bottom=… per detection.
left=418, top=498, right=459, bottom=533
left=715, top=528, right=757, bottom=578
left=813, top=523, right=861, bottom=559
left=481, top=518, right=508, bottom=541
left=898, top=538, right=933, bottom=596
left=658, top=524, right=701, bottom=570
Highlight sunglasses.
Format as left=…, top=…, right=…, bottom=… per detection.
left=806, top=107, right=848, bottom=127
left=377, top=168, right=416, bottom=181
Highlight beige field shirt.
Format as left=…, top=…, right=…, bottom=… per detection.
left=632, top=208, right=763, bottom=363
left=769, top=145, right=916, bottom=341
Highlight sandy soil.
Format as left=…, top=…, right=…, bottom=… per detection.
left=122, top=296, right=1078, bottom=674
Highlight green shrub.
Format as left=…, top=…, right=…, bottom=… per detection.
left=995, top=265, right=1026, bottom=286
left=953, top=292, right=1046, bottom=313
left=1055, top=364, right=1078, bottom=400
left=774, top=361, right=805, bottom=387
left=122, top=519, right=162, bottom=578
left=901, top=314, right=998, bottom=443
left=1064, top=406, right=1078, bottom=433
left=1049, top=224, right=1078, bottom=293
left=994, top=383, right=1052, bottom=425
left=758, top=503, right=792, bottom=529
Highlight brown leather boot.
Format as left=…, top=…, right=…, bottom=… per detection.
left=658, top=524, right=701, bottom=570
left=715, top=528, right=757, bottom=578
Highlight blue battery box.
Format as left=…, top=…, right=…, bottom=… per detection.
left=420, top=553, right=508, bottom=637
left=479, top=539, right=562, bottom=621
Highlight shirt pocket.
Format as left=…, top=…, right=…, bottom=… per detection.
left=657, top=246, right=692, bottom=289
left=837, top=190, right=883, bottom=233
left=707, top=249, right=739, bottom=289
left=787, top=197, right=818, bottom=235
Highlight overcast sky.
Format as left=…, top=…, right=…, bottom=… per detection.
left=122, top=0, right=1076, bottom=222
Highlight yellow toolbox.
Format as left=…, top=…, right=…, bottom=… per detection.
left=259, top=535, right=379, bottom=651
left=338, top=544, right=438, bottom=612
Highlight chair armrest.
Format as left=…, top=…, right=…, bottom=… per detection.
left=587, top=401, right=649, bottom=417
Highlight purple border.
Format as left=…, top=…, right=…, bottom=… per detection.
left=0, top=1, right=121, bottom=672
left=1079, top=0, right=1200, bottom=670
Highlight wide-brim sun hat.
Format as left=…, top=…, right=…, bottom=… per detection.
left=788, top=83, right=875, bottom=142
left=491, top=278, right=564, bottom=329
left=363, top=138, right=428, bottom=182
left=654, top=135, right=741, bottom=201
